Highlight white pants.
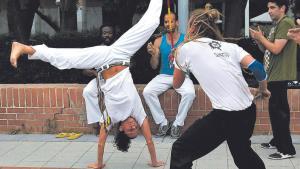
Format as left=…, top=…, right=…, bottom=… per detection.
left=143, top=74, right=195, bottom=127
left=29, top=0, right=161, bottom=70
left=83, top=79, right=102, bottom=124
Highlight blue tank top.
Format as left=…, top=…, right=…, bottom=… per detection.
left=159, top=33, right=185, bottom=75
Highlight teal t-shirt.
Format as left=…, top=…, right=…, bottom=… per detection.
left=159, top=33, right=185, bottom=75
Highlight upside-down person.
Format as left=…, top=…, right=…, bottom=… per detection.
left=170, top=8, right=270, bottom=169
left=9, top=0, right=164, bottom=168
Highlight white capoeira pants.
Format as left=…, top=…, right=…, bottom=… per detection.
left=29, top=0, right=161, bottom=70
left=82, top=78, right=102, bottom=124
left=143, top=74, right=195, bottom=127
left=28, top=0, right=162, bottom=125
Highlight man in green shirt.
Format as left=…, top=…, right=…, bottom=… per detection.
left=250, top=0, right=297, bottom=160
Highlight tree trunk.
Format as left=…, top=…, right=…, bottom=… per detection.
left=7, top=0, right=40, bottom=43
left=59, top=0, right=77, bottom=32
left=224, top=0, right=247, bottom=38
left=103, top=0, right=138, bottom=34
left=117, top=0, right=138, bottom=33
left=250, top=0, right=268, bottom=18
left=35, top=10, right=60, bottom=32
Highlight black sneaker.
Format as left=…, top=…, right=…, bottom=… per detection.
left=268, top=152, right=294, bottom=160
left=155, top=122, right=171, bottom=137
left=170, top=125, right=182, bottom=139
left=261, top=143, right=276, bottom=149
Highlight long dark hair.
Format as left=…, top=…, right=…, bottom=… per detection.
left=113, top=122, right=132, bottom=152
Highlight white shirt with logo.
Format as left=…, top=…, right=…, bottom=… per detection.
left=175, top=38, right=253, bottom=111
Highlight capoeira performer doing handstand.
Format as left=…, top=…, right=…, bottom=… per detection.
left=10, top=0, right=164, bottom=168
left=170, top=8, right=270, bottom=169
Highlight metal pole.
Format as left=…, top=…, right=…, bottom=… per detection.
left=245, top=0, right=249, bottom=37
left=77, top=0, right=87, bottom=32
left=222, top=2, right=226, bottom=33
left=178, top=0, right=189, bottom=34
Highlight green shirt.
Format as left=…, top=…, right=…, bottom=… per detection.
left=265, top=16, right=297, bottom=81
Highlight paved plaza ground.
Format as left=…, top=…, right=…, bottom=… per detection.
left=0, top=134, right=299, bottom=169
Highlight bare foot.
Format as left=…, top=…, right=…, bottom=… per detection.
left=10, top=42, right=25, bottom=68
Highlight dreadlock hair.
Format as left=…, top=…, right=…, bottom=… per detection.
left=186, top=8, right=224, bottom=42
left=113, top=122, right=132, bottom=152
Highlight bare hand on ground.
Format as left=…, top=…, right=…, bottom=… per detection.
left=87, top=162, right=105, bottom=169
left=148, top=160, right=165, bottom=167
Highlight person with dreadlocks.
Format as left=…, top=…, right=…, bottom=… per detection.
left=9, top=0, right=164, bottom=168
left=170, top=8, right=269, bottom=169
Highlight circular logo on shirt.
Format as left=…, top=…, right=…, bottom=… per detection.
left=209, top=41, right=222, bottom=50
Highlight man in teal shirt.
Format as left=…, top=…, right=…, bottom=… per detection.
left=143, top=12, right=195, bottom=139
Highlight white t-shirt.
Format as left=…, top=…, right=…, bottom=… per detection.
left=175, top=38, right=253, bottom=111
left=101, top=68, right=146, bottom=131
